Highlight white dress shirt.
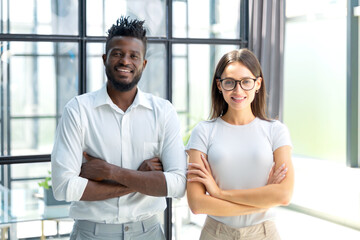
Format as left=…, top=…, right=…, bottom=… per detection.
left=51, top=84, right=187, bottom=223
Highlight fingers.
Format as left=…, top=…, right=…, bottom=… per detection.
left=200, top=154, right=211, bottom=172
left=140, top=158, right=163, bottom=171
left=187, top=176, right=206, bottom=184
left=274, top=167, right=288, bottom=183
left=83, top=152, right=99, bottom=162
left=188, top=163, right=208, bottom=175
left=187, top=169, right=207, bottom=178
left=267, top=163, right=288, bottom=184
left=149, top=158, right=163, bottom=170
left=274, top=173, right=286, bottom=184
left=152, top=163, right=162, bottom=168
left=148, top=158, right=162, bottom=168
left=273, top=163, right=285, bottom=177
left=268, top=162, right=275, bottom=179
left=149, top=161, right=162, bottom=166
left=149, top=162, right=162, bottom=171
left=148, top=157, right=161, bottom=163
left=153, top=164, right=163, bottom=171
left=83, top=152, right=91, bottom=160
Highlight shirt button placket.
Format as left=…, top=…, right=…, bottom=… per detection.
left=121, top=114, right=128, bottom=169
left=117, top=113, right=124, bottom=220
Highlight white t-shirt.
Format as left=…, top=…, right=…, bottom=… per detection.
left=186, top=117, right=292, bottom=228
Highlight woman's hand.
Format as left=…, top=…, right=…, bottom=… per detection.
left=267, top=163, right=288, bottom=185
left=187, top=153, right=221, bottom=198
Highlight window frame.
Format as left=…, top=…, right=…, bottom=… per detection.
left=347, top=0, right=359, bottom=168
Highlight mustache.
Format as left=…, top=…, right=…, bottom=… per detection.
left=116, top=63, right=133, bottom=69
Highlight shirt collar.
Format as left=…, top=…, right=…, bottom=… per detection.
left=132, top=88, right=153, bottom=110
left=93, top=84, right=111, bottom=108
left=93, top=83, right=153, bottom=110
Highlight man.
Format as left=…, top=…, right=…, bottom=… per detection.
left=51, top=16, right=187, bottom=240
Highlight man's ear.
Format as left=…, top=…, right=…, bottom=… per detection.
left=142, top=59, right=148, bottom=69
left=102, top=54, right=107, bottom=65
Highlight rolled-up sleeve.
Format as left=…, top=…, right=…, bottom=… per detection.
left=51, top=99, right=88, bottom=202
left=161, top=103, right=187, bottom=198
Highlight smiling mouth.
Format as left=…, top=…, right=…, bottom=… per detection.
left=232, top=96, right=246, bottom=101
left=115, top=67, right=133, bottom=73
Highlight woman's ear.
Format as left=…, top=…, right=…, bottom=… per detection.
left=256, top=77, right=262, bottom=91
left=216, top=79, right=222, bottom=91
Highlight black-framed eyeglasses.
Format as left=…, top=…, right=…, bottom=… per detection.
left=219, top=77, right=258, bottom=91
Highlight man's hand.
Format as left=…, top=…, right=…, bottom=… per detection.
left=80, top=152, right=112, bottom=181
left=138, top=157, right=163, bottom=172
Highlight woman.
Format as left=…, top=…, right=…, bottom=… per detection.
left=186, top=49, right=294, bottom=240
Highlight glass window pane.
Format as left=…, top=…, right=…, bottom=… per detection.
left=11, top=180, right=40, bottom=216
left=0, top=41, right=78, bottom=156
left=87, top=43, right=106, bottom=92
left=1, top=0, right=78, bottom=35
left=87, top=42, right=166, bottom=98
left=173, top=0, right=241, bottom=39
left=172, top=198, right=204, bottom=239
left=139, top=43, right=166, bottom=98
left=283, top=4, right=346, bottom=163
left=11, top=162, right=50, bottom=179
left=86, top=0, right=166, bottom=37
left=11, top=118, right=56, bottom=155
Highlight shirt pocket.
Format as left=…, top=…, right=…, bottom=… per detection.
left=143, top=142, right=160, bottom=160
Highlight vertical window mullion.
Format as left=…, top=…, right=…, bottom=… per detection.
left=6, top=42, right=10, bottom=157
left=347, top=0, right=359, bottom=167
left=165, top=1, right=173, bottom=239
left=79, top=0, right=87, bottom=94
left=240, top=0, right=249, bottom=48
left=0, top=45, right=4, bottom=157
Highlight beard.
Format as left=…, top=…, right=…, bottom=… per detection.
left=105, top=66, right=143, bottom=92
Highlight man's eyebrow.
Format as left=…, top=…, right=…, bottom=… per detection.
left=110, top=48, right=141, bottom=54
left=110, top=47, right=122, bottom=52
left=130, top=50, right=141, bottom=55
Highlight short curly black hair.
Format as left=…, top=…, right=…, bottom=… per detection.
left=105, top=16, right=147, bottom=56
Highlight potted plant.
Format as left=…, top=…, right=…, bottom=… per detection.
left=38, top=171, right=68, bottom=206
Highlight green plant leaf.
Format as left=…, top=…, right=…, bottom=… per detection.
left=38, top=172, right=52, bottom=190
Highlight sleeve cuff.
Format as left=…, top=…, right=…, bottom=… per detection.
left=66, top=176, right=88, bottom=201
left=163, top=171, right=186, bottom=198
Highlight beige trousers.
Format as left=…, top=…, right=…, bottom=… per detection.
left=199, top=216, right=281, bottom=240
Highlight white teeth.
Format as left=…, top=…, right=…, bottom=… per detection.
left=116, top=68, right=131, bottom=73
left=233, top=97, right=245, bottom=100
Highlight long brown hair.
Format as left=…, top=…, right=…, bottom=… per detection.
left=210, top=49, right=269, bottom=120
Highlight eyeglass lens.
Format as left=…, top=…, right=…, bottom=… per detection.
left=221, top=78, right=255, bottom=91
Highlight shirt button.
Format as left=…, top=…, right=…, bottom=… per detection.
left=124, top=226, right=129, bottom=231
